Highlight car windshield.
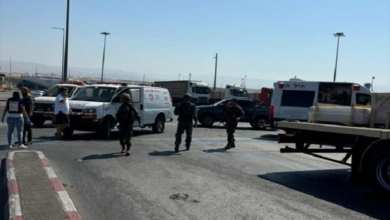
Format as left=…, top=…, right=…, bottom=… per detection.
left=230, top=89, right=248, bottom=97
left=193, top=86, right=211, bottom=94
left=72, top=86, right=118, bottom=102
left=43, top=86, right=76, bottom=97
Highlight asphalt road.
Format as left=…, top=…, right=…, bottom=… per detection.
left=0, top=118, right=389, bottom=220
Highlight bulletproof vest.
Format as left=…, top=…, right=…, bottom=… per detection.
left=118, top=104, right=136, bottom=122
left=7, top=98, right=22, bottom=114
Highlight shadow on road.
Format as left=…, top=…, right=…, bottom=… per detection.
left=259, top=169, right=390, bottom=219
left=203, top=148, right=226, bottom=153
left=253, top=134, right=278, bottom=142
left=148, top=150, right=182, bottom=156
left=81, top=153, right=124, bottom=161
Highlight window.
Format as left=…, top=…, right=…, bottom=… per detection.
left=193, top=87, right=211, bottom=94
left=281, top=90, right=315, bottom=107
left=356, top=93, right=371, bottom=105
left=230, top=89, right=248, bottom=97
left=237, top=100, right=252, bottom=108
left=318, top=83, right=352, bottom=106
left=73, top=87, right=117, bottom=102
left=43, top=86, right=76, bottom=97
left=129, top=88, right=141, bottom=103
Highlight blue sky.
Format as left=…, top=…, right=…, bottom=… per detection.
left=0, top=0, right=389, bottom=91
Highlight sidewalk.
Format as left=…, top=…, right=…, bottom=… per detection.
left=6, top=150, right=81, bottom=220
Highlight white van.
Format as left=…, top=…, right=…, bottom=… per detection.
left=65, top=83, right=173, bottom=138
left=270, top=79, right=371, bottom=126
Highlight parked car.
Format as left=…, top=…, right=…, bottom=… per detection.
left=196, top=99, right=269, bottom=129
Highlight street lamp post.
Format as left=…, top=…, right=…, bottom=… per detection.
left=243, top=75, right=247, bottom=86
left=333, top=32, right=345, bottom=82
left=189, top=73, right=191, bottom=80
left=213, top=53, right=218, bottom=91
left=100, top=32, right=110, bottom=82
left=52, top=27, right=65, bottom=80
left=178, top=73, right=181, bottom=80
left=372, top=76, right=375, bottom=91
left=8, top=57, right=11, bottom=88
left=63, top=0, right=70, bottom=81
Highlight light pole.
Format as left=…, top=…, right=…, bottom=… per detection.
left=63, top=0, right=70, bottom=81
left=189, top=73, right=191, bottom=80
left=178, top=73, right=181, bottom=80
left=8, top=56, right=11, bottom=88
left=372, top=76, right=375, bottom=91
left=100, top=32, right=110, bottom=82
left=333, top=32, right=345, bottom=82
left=243, top=75, right=247, bottom=86
left=52, top=27, right=65, bottom=80
left=213, top=53, right=218, bottom=91
left=143, top=74, right=145, bottom=85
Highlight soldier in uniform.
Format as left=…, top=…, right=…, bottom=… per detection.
left=174, top=93, right=198, bottom=152
left=223, top=99, right=245, bottom=150
left=116, top=93, right=140, bottom=156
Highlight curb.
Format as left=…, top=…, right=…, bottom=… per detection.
left=6, top=150, right=81, bottom=220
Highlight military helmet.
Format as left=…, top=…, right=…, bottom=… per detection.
left=121, top=93, right=131, bottom=102
left=183, top=93, right=191, bottom=101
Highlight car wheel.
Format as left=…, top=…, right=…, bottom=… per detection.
left=31, top=116, right=45, bottom=127
left=153, top=116, right=165, bottom=133
left=201, top=114, right=214, bottom=128
left=251, top=117, right=268, bottom=130
left=100, top=119, right=112, bottom=139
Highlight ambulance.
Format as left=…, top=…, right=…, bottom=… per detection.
left=65, top=83, right=173, bottom=138
left=270, top=79, right=371, bottom=126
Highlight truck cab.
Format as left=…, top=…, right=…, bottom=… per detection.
left=224, top=84, right=249, bottom=100
left=31, top=81, right=84, bottom=126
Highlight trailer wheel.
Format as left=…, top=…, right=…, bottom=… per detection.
left=368, top=145, right=390, bottom=194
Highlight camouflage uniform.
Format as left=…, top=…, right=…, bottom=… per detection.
left=223, top=100, right=245, bottom=149
left=174, top=94, right=197, bottom=152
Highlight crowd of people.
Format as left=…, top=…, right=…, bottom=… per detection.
left=2, top=89, right=245, bottom=155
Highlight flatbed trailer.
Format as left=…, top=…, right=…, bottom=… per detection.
left=277, top=121, right=390, bottom=193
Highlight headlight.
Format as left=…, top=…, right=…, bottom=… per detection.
left=83, top=109, right=96, bottom=115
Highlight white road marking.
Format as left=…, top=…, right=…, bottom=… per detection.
left=44, top=167, right=58, bottom=179
left=8, top=194, right=22, bottom=218
left=57, top=191, right=78, bottom=212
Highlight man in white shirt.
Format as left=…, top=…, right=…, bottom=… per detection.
left=55, top=88, right=72, bottom=139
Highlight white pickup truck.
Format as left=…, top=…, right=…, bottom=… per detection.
left=32, top=82, right=84, bottom=126
left=64, top=83, right=173, bottom=138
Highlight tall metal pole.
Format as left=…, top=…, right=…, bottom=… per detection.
left=372, top=76, right=375, bottom=91
left=143, top=74, right=145, bottom=84
left=100, top=32, right=110, bottom=82
left=52, top=27, right=65, bottom=80
left=9, top=57, right=11, bottom=88
left=213, top=53, right=218, bottom=91
left=333, top=32, right=345, bottom=82
left=178, top=73, right=181, bottom=80
left=63, top=0, right=70, bottom=81
left=189, top=73, right=191, bottom=80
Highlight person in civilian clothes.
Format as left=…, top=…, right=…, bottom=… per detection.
left=20, top=87, right=34, bottom=144
left=54, top=87, right=71, bottom=139
left=223, top=99, right=244, bottom=150
left=1, top=91, right=31, bottom=149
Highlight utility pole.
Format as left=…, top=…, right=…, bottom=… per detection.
left=178, top=73, right=181, bottom=80
left=8, top=57, right=11, bottom=88
left=189, top=73, right=191, bottom=80
left=63, top=0, right=70, bottom=81
left=213, top=53, right=218, bottom=91
left=143, top=74, right=145, bottom=85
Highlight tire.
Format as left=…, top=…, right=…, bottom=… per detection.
left=368, top=148, right=390, bottom=194
left=250, top=117, right=268, bottom=130
left=100, top=119, right=112, bottom=139
left=200, top=114, right=214, bottom=128
left=63, top=128, right=74, bottom=139
left=152, top=116, right=165, bottom=133
left=31, top=116, right=45, bottom=127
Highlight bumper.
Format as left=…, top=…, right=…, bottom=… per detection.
left=68, top=114, right=101, bottom=131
